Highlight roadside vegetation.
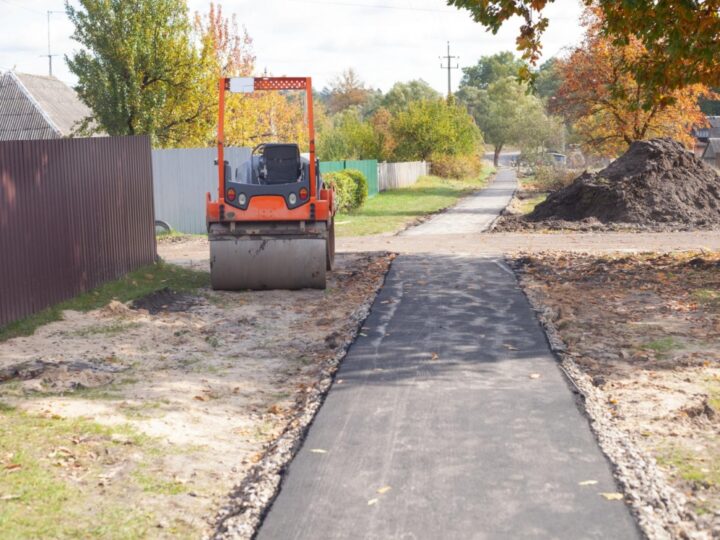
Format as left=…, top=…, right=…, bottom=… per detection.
left=503, top=166, right=576, bottom=217
left=336, top=167, right=495, bottom=237
left=0, top=263, right=208, bottom=342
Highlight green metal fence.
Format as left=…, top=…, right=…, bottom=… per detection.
left=319, top=159, right=379, bottom=197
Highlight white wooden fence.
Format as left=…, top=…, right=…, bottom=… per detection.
left=378, top=161, right=429, bottom=191
left=152, top=147, right=250, bottom=234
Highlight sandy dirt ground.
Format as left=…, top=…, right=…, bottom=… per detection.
left=159, top=231, right=720, bottom=261
left=0, top=248, right=391, bottom=538
left=513, top=252, right=720, bottom=535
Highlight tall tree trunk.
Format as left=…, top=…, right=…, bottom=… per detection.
left=493, top=144, right=503, bottom=167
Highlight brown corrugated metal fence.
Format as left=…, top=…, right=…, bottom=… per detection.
left=0, top=136, right=156, bottom=327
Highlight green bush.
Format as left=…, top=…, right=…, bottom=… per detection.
left=430, top=153, right=483, bottom=179
left=323, top=170, right=368, bottom=213
left=342, top=169, right=369, bottom=209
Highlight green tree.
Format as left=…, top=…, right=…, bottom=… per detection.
left=458, top=77, right=550, bottom=166
left=66, top=0, right=210, bottom=147
left=534, top=58, right=562, bottom=101
left=381, top=80, right=441, bottom=111
left=317, top=109, right=379, bottom=161
left=391, top=99, right=481, bottom=161
left=460, top=51, right=528, bottom=89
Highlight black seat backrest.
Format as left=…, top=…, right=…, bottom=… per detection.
left=262, top=144, right=301, bottom=184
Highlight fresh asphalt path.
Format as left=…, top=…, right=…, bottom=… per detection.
left=256, top=169, right=640, bottom=539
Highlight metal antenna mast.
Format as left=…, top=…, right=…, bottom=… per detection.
left=439, top=41, right=459, bottom=98
left=44, top=10, right=63, bottom=77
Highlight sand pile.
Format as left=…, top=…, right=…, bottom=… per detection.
left=523, top=138, right=720, bottom=230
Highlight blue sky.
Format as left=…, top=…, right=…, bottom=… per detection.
left=0, top=0, right=584, bottom=93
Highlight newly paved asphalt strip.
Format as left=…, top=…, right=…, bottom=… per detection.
left=257, top=170, right=639, bottom=539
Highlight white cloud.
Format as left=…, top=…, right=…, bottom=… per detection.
left=0, top=0, right=584, bottom=93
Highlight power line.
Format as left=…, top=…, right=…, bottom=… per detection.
left=285, top=0, right=450, bottom=13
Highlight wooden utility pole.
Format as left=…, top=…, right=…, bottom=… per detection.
left=439, top=41, right=459, bottom=98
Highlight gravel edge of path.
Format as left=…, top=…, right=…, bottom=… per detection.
left=511, top=258, right=704, bottom=540
left=207, top=256, right=395, bottom=540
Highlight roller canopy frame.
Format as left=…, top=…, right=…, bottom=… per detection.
left=217, top=77, right=317, bottom=200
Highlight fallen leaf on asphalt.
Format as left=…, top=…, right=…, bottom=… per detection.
left=310, top=449, right=327, bottom=454
left=529, top=373, right=541, bottom=379
left=377, top=486, right=392, bottom=494
left=600, top=492, right=624, bottom=500
left=504, top=344, right=518, bottom=351
left=367, top=498, right=378, bottom=506
left=430, top=352, right=439, bottom=361
left=579, top=480, right=598, bottom=486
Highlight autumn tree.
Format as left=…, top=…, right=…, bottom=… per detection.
left=447, top=0, right=720, bottom=96
left=324, top=68, right=370, bottom=114
left=194, top=3, right=307, bottom=149
left=66, top=0, right=211, bottom=147
left=552, top=11, right=713, bottom=157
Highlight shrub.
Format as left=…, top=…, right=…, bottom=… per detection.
left=532, top=165, right=577, bottom=191
left=323, top=170, right=368, bottom=213
left=342, top=169, right=369, bottom=209
left=430, top=153, right=484, bottom=179
left=323, top=171, right=352, bottom=212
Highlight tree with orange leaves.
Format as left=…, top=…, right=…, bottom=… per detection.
left=552, top=10, right=714, bottom=158
left=191, top=2, right=309, bottom=149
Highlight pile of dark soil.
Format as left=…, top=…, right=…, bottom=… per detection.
left=497, top=138, right=720, bottom=231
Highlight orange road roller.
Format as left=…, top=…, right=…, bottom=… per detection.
left=206, top=77, right=335, bottom=290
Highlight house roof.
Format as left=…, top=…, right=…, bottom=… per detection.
left=0, top=71, right=92, bottom=140
left=702, top=138, right=720, bottom=160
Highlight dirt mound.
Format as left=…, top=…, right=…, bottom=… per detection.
left=527, top=138, right=720, bottom=228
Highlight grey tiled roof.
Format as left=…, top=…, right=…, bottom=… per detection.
left=0, top=71, right=92, bottom=140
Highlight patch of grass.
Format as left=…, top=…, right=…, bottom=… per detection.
left=657, top=444, right=720, bottom=488
left=336, top=170, right=494, bottom=237
left=71, top=321, right=142, bottom=338
left=517, top=193, right=548, bottom=214
left=133, top=469, right=188, bottom=495
left=693, top=288, right=720, bottom=310
left=0, top=262, right=209, bottom=342
left=642, top=336, right=683, bottom=354
left=0, top=409, right=160, bottom=539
